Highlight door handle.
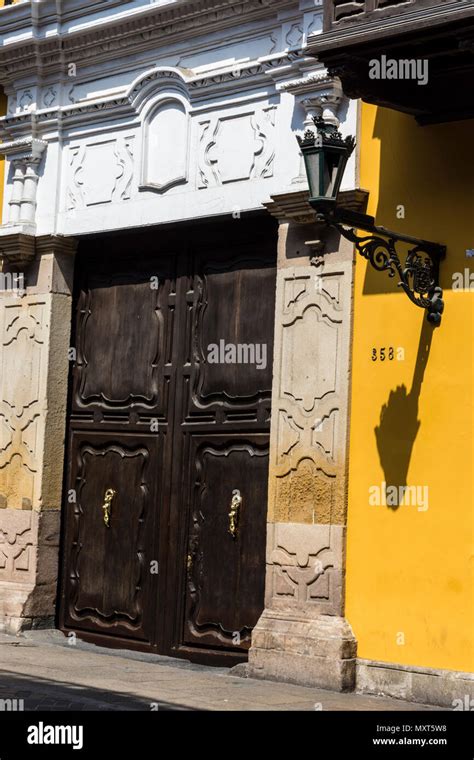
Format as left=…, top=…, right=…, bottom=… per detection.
left=228, top=489, right=242, bottom=539
left=102, top=488, right=116, bottom=528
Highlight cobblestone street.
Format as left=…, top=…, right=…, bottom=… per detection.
left=0, top=631, right=442, bottom=712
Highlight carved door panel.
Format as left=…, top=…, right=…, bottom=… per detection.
left=61, top=432, right=157, bottom=641
left=182, top=436, right=269, bottom=651
left=60, top=247, right=177, bottom=646
left=167, top=236, right=276, bottom=659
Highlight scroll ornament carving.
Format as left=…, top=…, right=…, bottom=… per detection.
left=0, top=301, right=47, bottom=509
left=271, top=544, right=330, bottom=603
left=42, top=87, right=57, bottom=108
left=266, top=524, right=343, bottom=613
left=198, top=107, right=275, bottom=188
left=286, top=23, right=303, bottom=48
left=270, top=269, right=347, bottom=524
left=0, top=510, right=35, bottom=580
left=66, top=137, right=134, bottom=210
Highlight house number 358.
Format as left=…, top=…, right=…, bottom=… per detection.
left=371, top=347, right=404, bottom=362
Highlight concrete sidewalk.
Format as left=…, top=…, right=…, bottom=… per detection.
left=0, top=631, right=442, bottom=711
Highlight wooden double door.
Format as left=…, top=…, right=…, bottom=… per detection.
left=59, top=217, right=277, bottom=664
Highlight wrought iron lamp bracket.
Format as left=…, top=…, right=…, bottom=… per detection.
left=317, top=207, right=446, bottom=325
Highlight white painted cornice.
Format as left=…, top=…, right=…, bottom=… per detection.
left=277, top=71, right=334, bottom=96
left=0, top=137, right=47, bottom=164
left=0, top=56, right=324, bottom=139
left=0, top=0, right=125, bottom=32
left=0, top=0, right=292, bottom=82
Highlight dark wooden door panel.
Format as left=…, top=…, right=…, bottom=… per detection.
left=62, top=431, right=158, bottom=642
left=168, top=233, right=276, bottom=658
left=190, top=251, right=275, bottom=410
left=61, top=246, right=175, bottom=646
left=72, top=252, right=176, bottom=415
left=184, top=435, right=269, bottom=651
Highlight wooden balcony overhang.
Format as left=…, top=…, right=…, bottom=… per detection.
left=307, top=2, right=474, bottom=124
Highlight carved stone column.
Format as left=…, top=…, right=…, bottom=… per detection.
left=0, top=233, right=76, bottom=633
left=275, top=73, right=343, bottom=185
left=248, top=190, right=367, bottom=691
left=0, top=138, right=47, bottom=233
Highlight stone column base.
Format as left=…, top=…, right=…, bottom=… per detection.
left=0, top=583, right=56, bottom=634
left=248, top=611, right=357, bottom=691
left=0, top=508, right=61, bottom=633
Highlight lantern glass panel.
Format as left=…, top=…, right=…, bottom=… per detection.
left=324, top=151, right=343, bottom=201
left=303, top=150, right=321, bottom=200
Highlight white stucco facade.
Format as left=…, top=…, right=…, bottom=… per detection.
left=0, top=0, right=357, bottom=238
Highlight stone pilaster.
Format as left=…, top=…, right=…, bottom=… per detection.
left=248, top=189, right=366, bottom=690
left=0, top=138, right=47, bottom=233
left=277, top=74, right=343, bottom=186
left=0, top=233, right=76, bottom=633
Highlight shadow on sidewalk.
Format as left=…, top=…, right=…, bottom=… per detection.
left=0, top=671, right=194, bottom=712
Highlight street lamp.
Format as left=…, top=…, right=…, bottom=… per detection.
left=298, top=118, right=356, bottom=213
left=297, top=117, right=445, bottom=325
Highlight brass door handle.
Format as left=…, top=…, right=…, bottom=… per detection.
left=102, top=488, right=116, bottom=528
left=228, top=489, right=242, bottom=539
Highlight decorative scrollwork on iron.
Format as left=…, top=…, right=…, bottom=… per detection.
left=332, top=220, right=445, bottom=325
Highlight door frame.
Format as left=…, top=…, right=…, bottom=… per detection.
left=57, top=213, right=278, bottom=665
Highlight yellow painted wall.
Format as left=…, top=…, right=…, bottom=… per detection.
left=346, top=103, right=474, bottom=673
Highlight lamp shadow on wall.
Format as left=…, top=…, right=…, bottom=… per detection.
left=368, top=106, right=443, bottom=506
left=374, top=319, right=433, bottom=508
